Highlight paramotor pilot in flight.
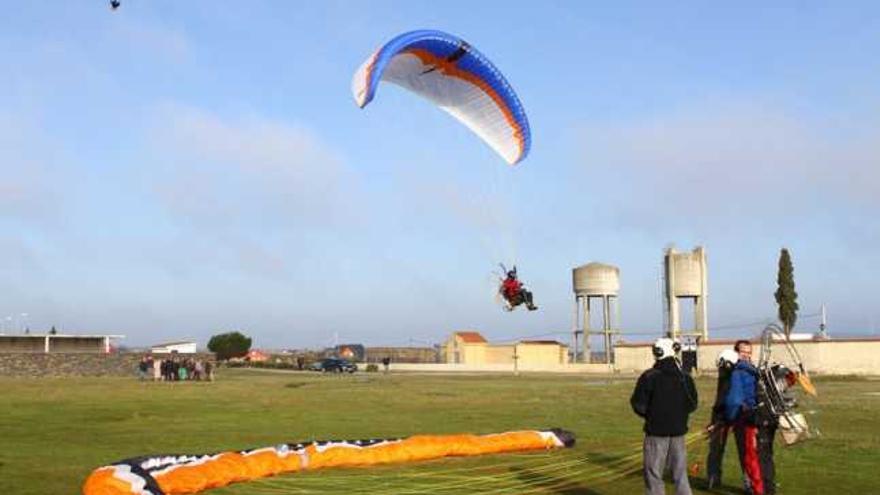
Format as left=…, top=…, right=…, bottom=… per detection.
left=500, top=267, right=537, bottom=311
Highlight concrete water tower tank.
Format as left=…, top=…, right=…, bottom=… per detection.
left=573, top=263, right=620, bottom=297
left=664, top=246, right=708, bottom=340
left=572, top=263, right=620, bottom=364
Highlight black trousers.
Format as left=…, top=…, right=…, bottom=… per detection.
left=509, top=290, right=534, bottom=306
left=706, top=422, right=731, bottom=485
left=758, top=422, right=777, bottom=495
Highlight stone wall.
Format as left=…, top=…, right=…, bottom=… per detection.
left=614, top=337, right=880, bottom=375
left=364, top=347, right=439, bottom=363
left=379, top=362, right=613, bottom=373
left=0, top=352, right=216, bottom=377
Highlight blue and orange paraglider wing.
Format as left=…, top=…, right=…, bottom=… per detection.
left=352, top=30, right=531, bottom=165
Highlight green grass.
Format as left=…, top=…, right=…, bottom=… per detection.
left=1, top=369, right=877, bottom=494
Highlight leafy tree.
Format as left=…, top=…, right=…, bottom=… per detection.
left=49, top=326, right=57, bottom=335
left=774, top=248, right=799, bottom=337
left=207, top=331, right=252, bottom=360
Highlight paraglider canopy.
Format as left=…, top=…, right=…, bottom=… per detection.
left=352, top=30, right=531, bottom=165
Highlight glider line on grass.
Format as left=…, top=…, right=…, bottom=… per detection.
left=241, top=432, right=688, bottom=495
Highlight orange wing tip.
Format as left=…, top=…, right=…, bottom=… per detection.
left=82, top=466, right=156, bottom=495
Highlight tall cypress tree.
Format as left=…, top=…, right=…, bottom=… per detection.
left=775, top=248, right=799, bottom=337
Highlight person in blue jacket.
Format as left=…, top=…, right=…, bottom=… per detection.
left=725, top=340, right=764, bottom=495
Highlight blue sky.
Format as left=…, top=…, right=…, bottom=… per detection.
left=1, top=1, right=878, bottom=348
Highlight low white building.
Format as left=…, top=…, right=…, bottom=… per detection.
left=151, top=341, right=198, bottom=354
left=0, top=334, right=124, bottom=353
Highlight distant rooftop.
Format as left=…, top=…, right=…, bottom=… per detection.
left=520, top=340, right=566, bottom=346
left=454, top=331, right=487, bottom=344
left=151, top=341, right=197, bottom=347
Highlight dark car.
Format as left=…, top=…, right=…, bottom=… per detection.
left=308, top=358, right=358, bottom=373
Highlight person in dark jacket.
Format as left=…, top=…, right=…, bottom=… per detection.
left=137, top=356, right=149, bottom=381
left=631, top=337, right=699, bottom=495
left=706, top=348, right=739, bottom=489
left=725, top=340, right=764, bottom=495
left=163, top=359, right=171, bottom=381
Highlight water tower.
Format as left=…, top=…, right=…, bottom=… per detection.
left=572, top=262, right=620, bottom=364
left=663, top=246, right=708, bottom=340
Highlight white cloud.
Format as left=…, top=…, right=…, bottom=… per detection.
left=151, top=102, right=359, bottom=222
left=579, top=99, right=880, bottom=234
left=145, top=103, right=364, bottom=278
left=0, top=114, right=70, bottom=225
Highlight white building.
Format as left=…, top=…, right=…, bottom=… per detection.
left=0, top=334, right=124, bottom=353
left=151, top=341, right=198, bottom=354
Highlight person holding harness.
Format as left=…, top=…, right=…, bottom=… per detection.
left=725, top=340, right=764, bottom=495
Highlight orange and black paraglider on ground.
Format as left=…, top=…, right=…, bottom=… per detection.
left=83, top=429, right=574, bottom=495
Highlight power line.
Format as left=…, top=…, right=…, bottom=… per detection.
left=491, top=330, right=570, bottom=343
left=330, top=312, right=826, bottom=349
left=710, top=312, right=820, bottom=333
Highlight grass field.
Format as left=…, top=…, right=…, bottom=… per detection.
left=1, top=369, right=877, bottom=494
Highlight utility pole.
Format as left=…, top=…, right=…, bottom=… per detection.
left=513, top=344, right=519, bottom=376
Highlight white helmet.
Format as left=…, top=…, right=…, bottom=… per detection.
left=652, top=337, right=680, bottom=360
left=717, top=349, right=739, bottom=369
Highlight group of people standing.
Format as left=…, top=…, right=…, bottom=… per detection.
left=631, top=338, right=780, bottom=495
left=137, top=355, right=214, bottom=382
